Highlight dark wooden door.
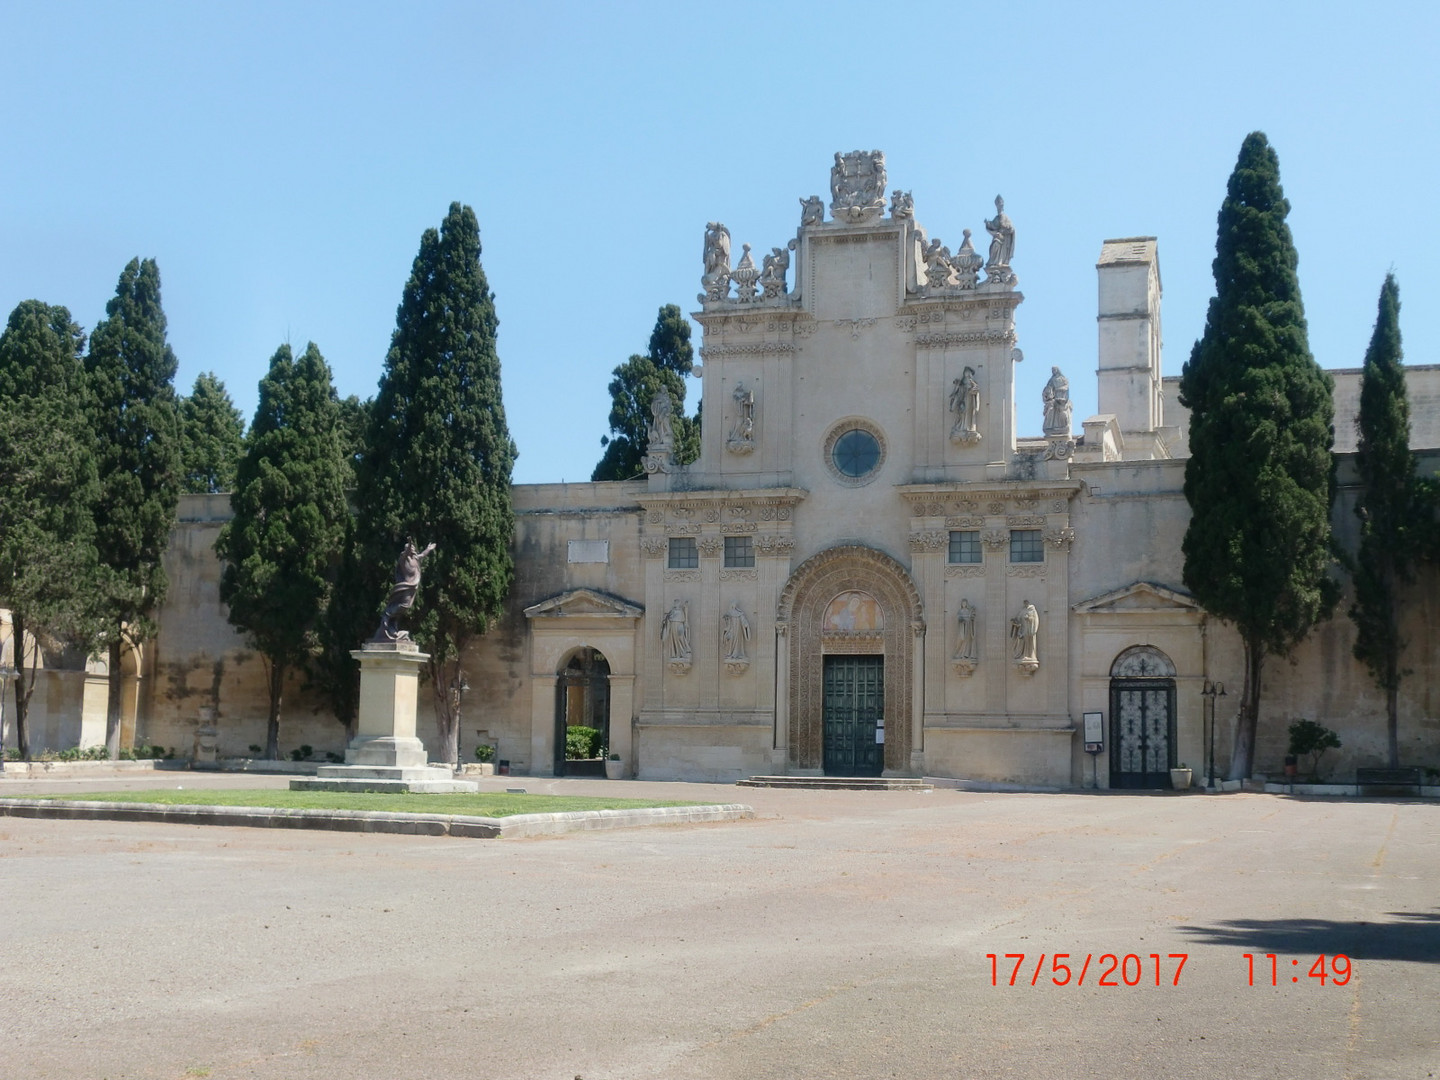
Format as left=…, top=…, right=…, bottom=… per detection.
left=823, top=655, right=884, bottom=777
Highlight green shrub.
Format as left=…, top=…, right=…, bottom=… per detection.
left=474, top=744, right=496, bottom=763
left=290, top=745, right=315, bottom=762
left=326, top=751, right=344, bottom=763
left=248, top=745, right=263, bottom=755
left=565, top=725, right=603, bottom=760
left=1287, top=719, right=1341, bottom=780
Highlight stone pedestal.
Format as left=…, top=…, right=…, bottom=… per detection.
left=290, top=643, right=478, bottom=794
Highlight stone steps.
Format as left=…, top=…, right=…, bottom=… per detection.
left=736, top=776, right=934, bottom=792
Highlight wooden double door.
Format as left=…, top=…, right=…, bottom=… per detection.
left=822, top=655, right=884, bottom=777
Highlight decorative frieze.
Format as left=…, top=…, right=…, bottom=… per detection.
left=835, top=317, right=878, bottom=339
left=664, top=570, right=702, bottom=583
left=719, top=569, right=758, bottom=582
left=1044, top=528, right=1076, bottom=551
left=1006, top=565, right=1046, bottom=578
left=1007, top=515, right=1047, bottom=527
left=721, top=522, right=758, bottom=534
left=945, top=565, right=987, bottom=579
left=697, top=537, right=723, bottom=557
left=981, top=530, right=1008, bottom=550
left=909, top=530, right=947, bottom=551
left=946, top=516, right=986, bottom=529
left=755, top=535, right=795, bottom=556
left=641, top=537, right=668, bottom=558
left=914, top=329, right=1014, bottom=349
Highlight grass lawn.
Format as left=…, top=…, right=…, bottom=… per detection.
left=23, top=789, right=707, bottom=817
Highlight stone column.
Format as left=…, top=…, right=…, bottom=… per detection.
left=771, top=623, right=790, bottom=771
left=608, top=673, right=635, bottom=777
left=909, top=622, right=926, bottom=775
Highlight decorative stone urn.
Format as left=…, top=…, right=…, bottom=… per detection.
left=1170, top=767, right=1193, bottom=790
left=605, top=757, right=625, bottom=781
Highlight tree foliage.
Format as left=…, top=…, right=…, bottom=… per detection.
left=1178, top=132, right=1337, bottom=780
left=179, top=371, right=245, bottom=493
left=1348, top=275, right=1420, bottom=768
left=0, top=301, right=103, bottom=758
left=356, top=202, right=516, bottom=764
left=216, top=343, right=350, bottom=759
left=592, top=304, right=699, bottom=480
left=85, top=259, right=184, bottom=755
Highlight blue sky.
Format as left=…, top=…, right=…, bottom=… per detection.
left=3, top=1, right=1436, bottom=484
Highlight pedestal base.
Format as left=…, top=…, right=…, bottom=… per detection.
left=289, top=734, right=478, bottom=793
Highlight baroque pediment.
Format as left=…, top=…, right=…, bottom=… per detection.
left=1072, top=581, right=1199, bottom=615
left=523, top=589, right=644, bottom=621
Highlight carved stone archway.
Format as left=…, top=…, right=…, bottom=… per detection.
left=776, top=546, right=924, bottom=773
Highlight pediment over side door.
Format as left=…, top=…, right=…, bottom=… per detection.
left=1072, top=581, right=1201, bottom=616
left=523, top=589, right=644, bottom=622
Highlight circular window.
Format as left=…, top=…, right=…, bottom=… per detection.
left=823, top=418, right=886, bottom=486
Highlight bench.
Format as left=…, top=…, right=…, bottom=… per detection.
left=1355, top=767, right=1424, bottom=796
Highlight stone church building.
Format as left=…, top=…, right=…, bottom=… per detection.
left=9, top=152, right=1439, bottom=786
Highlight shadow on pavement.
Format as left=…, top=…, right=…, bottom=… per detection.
left=1179, top=911, right=1440, bottom=964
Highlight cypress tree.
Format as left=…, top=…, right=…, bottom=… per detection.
left=1179, top=132, right=1338, bottom=780
left=1349, top=275, right=1418, bottom=768
left=216, top=343, right=350, bottom=760
left=179, top=371, right=245, bottom=494
left=592, top=304, right=698, bottom=480
left=86, top=258, right=183, bottom=757
left=357, top=202, right=516, bottom=765
left=0, top=301, right=103, bottom=758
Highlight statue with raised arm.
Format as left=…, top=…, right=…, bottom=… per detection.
left=372, top=540, right=436, bottom=643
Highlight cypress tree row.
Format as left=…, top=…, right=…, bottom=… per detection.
left=216, top=343, right=350, bottom=760
left=1349, top=275, right=1419, bottom=768
left=0, top=301, right=103, bottom=759
left=1178, top=132, right=1338, bottom=780
left=179, top=371, right=246, bottom=494
left=86, top=258, right=183, bottom=757
left=357, top=202, right=516, bottom=765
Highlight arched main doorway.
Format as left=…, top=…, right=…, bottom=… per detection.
left=777, top=546, right=923, bottom=776
left=554, top=647, right=610, bottom=777
left=1109, top=645, right=1177, bottom=789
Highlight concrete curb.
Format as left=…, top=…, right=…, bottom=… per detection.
left=0, top=798, right=755, bottom=839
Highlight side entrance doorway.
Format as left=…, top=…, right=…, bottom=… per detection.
left=822, top=655, right=883, bottom=777
left=1109, top=645, right=1178, bottom=789
left=554, top=647, right=610, bottom=777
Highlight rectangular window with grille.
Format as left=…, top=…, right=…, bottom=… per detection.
left=1010, top=529, right=1044, bottom=563
left=948, top=530, right=981, bottom=564
left=724, top=536, right=755, bottom=568
left=667, top=537, right=698, bottom=569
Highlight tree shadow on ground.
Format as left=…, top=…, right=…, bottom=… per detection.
left=1179, top=912, right=1440, bottom=965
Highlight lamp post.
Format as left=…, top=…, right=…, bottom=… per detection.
left=1201, top=680, right=1226, bottom=790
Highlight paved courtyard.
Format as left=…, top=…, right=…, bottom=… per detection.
left=1, top=773, right=1437, bottom=1079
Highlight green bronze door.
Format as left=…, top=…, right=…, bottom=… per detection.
left=822, top=655, right=884, bottom=777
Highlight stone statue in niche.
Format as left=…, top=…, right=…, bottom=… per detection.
left=731, top=243, right=760, bottom=303
left=662, top=598, right=692, bottom=668
left=829, top=150, right=888, bottom=221
left=951, top=229, right=984, bottom=289
left=760, top=244, right=791, bottom=299
left=371, top=540, right=436, bottom=643
left=799, top=195, right=825, bottom=226
left=949, top=366, right=981, bottom=445
left=727, top=381, right=756, bottom=454
left=890, top=189, right=914, bottom=219
left=954, top=599, right=978, bottom=662
left=1010, top=599, right=1040, bottom=673
left=700, top=221, right=732, bottom=302
left=1042, top=366, right=1072, bottom=436
left=722, top=602, right=751, bottom=662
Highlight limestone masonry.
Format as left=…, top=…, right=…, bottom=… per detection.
left=9, top=152, right=1438, bottom=786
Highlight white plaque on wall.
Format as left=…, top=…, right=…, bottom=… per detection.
left=567, top=540, right=609, bottom=564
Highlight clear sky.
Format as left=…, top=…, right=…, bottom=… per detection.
left=3, top=1, right=1436, bottom=484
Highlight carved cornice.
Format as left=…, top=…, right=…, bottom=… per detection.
left=700, top=342, right=796, bottom=360
left=1007, top=516, right=1047, bottom=527
left=914, top=330, right=1015, bottom=349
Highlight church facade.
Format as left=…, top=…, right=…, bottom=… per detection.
left=12, top=152, right=1440, bottom=787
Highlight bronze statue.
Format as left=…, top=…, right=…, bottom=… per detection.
left=372, top=540, right=436, bottom=642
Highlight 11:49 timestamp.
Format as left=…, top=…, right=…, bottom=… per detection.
left=1245, top=953, right=1352, bottom=986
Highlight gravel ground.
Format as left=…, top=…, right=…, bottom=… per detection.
left=1, top=771, right=1436, bottom=1080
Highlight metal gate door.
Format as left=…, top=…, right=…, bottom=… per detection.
left=1110, top=681, right=1175, bottom=788
left=822, top=655, right=883, bottom=777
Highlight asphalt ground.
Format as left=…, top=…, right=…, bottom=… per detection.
left=0, top=771, right=1436, bottom=1080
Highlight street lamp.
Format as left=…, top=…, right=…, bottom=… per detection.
left=1201, top=680, right=1227, bottom=790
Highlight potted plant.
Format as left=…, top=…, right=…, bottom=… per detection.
left=1287, top=719, right=1341, bottom=782
left=1170, top=763, right=1193, bottom=790
left=605, top=751, right=624, bottom=780
left=470, top=743, right=496, bottom=776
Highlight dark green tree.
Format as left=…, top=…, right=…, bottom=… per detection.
left=0, top=301, right=103, bottom=759
left=592, top=304, right=699, bottom=480
left=216, top=343, right=350, bottom=760
left=86, top=258, right=183, bottom=757
left=306, top=516, right=369, bottom=740
left=336, top=394, right=371, bottom=482
left=356, top=202, right=516, bottom=764
left=179, top=371, right=245, bottom=493
left=1178, top=132, right=1338, bottom=780
left=1348, top=275, right=1421, bottom=768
